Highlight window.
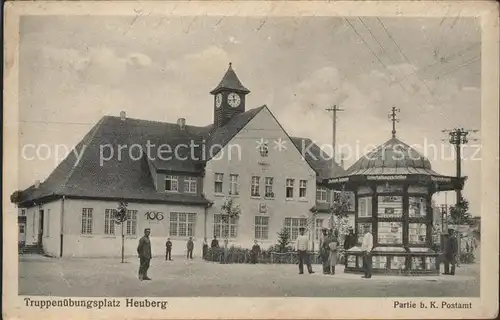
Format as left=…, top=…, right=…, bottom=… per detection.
left=316, top=187, right=327, bottom=202
left=251, top=176, right=260, bottom=197
left=19, top=224, right=25, bottom=234
left=104, top=209, right=116, bottom=235
left=265, top=177, right=274, bottom=198
left=229, top=174, right=239, bottom=196
left=165, top=175, right=178, bottom=192
left=21, top=209, right=26, bottom=216
left=213, top=214, right=238, bottom=238
left=259, top=141, right=269, bottom=157
left=378, top=196, right=403, bottom=218
left=378, top=222, right=403, bottom=244
left=126, top=210, right=137, bottom=236
left=332, top=191, right=341, bottom=203
left=170, top=212, right=196, bottom=237
left=409, top=223, right=427, bottom=244
left=358, top=197, right=372, bottom=217
left=254, top=216, right=269, bottom=240
left=214, top=173, right=224, bottom=194
left=409, top=197, right=427, bottom=217
left=286, top=179, right=294, bottom=199
left=81, top=208, right=93, bottom=234
left=299, top=180, right=307, bottom=198
left=184, top=177, right=197, bottom=194
left=284, top=217, right=307, bottom=241
left=315, top=218, right=324, bottom=241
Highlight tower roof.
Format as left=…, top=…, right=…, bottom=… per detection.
left=346, top=137, right=436, bottom=175
left=210, top=62, right=250, bottom=94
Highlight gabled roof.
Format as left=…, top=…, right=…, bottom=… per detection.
left=205, top=106, right=266, bottom=160
left=17, top=116, right=211, bottom=207
left=210, top=63, right=250, bottom=94
left=290, top=137, right=347, bottom=181
left=17, top=107, right=344, bottom=207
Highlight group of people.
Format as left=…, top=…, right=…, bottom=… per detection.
left=295, top=226, right=373, bottom=278
left=318, top=227, right=358, bottom=275
left=165, top=236, right=223, bottom=261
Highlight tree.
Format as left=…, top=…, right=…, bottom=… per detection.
left=330, top=191, right=352, bottom=243
left=10, top=190, right=23, bottom=204
left=447, top=195, right=473, bottom=226
left=276, top=227, right=291, bottom=253
left=114, top=201, right=129, bottom=263
left=220, top=197, right=241, bottom=263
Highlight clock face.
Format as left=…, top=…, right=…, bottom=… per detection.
left=227, top=92, right=241, bottom=108
left=215, top=93, right=223, bottom=108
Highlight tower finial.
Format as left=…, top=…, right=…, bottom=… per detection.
left=229, top=62, right=232, bottom=68
left=388, top=107, right=400, bottom=138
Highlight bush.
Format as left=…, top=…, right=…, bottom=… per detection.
left=460, top=252, right=475, bottom=264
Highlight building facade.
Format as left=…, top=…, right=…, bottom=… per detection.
left=14, top=64, right=353, bottom=258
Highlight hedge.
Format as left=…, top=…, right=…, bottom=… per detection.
left=204, top=246, right=327, bottom=264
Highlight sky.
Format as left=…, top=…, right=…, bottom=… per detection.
left=18, top=15, right=481, bottom=215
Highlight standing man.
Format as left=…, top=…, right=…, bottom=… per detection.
left=320, top=228, right=331, bottom=274
left=137, top=228, right=152, bottom=281
left=202, top=238, right=209, bottom=260
left=165, top=238, right=172, bottom=261
left=211, top=236, right=219, bottom=248
left=361, top=229, right=373, bottom=279
left=443, top=228, right=458, bottom=275
left=187, top=237, right=194, bottom=259
left=328, top=229, right=338, bottom=275
left=251, top=240, right=261, bottom=264
left=296, top=227, right=314, bottom=274
left=344, top=227, right=356, bottom=251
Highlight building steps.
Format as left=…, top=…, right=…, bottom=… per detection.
left=19, top=244, right=44, bottom=255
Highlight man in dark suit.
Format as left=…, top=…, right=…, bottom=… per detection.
left=211, top=236, right=219, bottom=248
left=137, top=228, right=152, bottom=281
left=165, top=238, right=172, bottom=261
left=187, top=237, right=194, bottom=259
left=344, top=227, right=356, bottom=251
left=251, top=240, right=261, bottom=264
left=443, top=229, right=458, bottom=275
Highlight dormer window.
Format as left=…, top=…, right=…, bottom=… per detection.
left=165, top=175, right=179, bottom=192
left=184, top=177, right=197, bottom=194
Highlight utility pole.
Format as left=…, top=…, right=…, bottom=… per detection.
left=326, top=105, right=344, bottom=231
left=442, top=128, right=479, bottom=207
left=325, top=105, right=344, bottom=171
left=442, top=127, right=478, bottom=263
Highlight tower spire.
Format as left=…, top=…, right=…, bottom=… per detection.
left=388, top=107, right=401, bottom=138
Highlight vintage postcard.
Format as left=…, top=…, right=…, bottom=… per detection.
left=3, top=1, right=499, bottom=319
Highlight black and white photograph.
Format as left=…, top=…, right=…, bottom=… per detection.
left=3, top=1, right=499, bottom=319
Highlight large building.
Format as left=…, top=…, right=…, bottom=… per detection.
left=14, top=64, right=354, bottom=258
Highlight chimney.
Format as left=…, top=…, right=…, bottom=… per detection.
left=120, top=111, right=126, bottom=121
left=34, top=180, right=41, bottom=188
left=177, top=118, right=186, bottom=130
left=340, top=153, right=345, bottom=169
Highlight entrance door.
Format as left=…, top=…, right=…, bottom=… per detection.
left=19, top=223, right=26, bottom=244
left=38, top=209, right=44, bottom=246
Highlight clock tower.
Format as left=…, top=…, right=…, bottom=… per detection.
left=210, top=63, right=250, bottom=128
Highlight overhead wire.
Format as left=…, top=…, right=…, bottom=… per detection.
left=375, top=17, right=440, bottom=103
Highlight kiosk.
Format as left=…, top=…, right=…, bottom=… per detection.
left=325, top=112, right=465, bottom=275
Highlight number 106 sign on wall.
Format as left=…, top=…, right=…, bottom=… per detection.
left=145, top=211, right=164, bottom=221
